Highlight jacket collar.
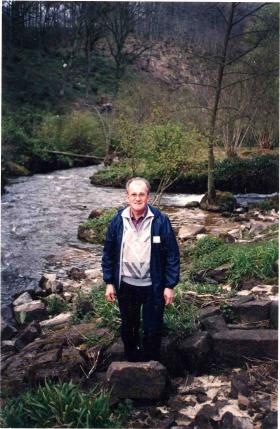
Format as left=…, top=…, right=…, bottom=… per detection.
left=121, top=205, right=154, bottom=219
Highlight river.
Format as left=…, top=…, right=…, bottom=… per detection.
left=1, top=165, right=276, bottom=305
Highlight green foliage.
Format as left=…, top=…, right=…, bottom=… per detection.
left=220, top=303, right=235, bottom=323
left=90, top=287, right=121, bottom=330
left=190, top=236, right=278, bottom=286
left=164, top=284, right=199, bottom=334
left=90, top=163, right=138, bottom=187
left=71, top=287, right=120, bottom=330
left=91, top=155, right=278, bottom=194
left=117, top=116, right=143, bottom=175
left=82, top=209, right=118, bottom=244
left=251, top=196, right=279, bottom=211
left=71, top=290, right=95, bottom=324
left=46, top=294, right=69, bottom=316
left=0, top=380, right=127, bottom=428
left=143, top=123, right=206, bottom=202
left=36, top=111, right=107, bottom=157
left=229, top=240, right=278, bottom=285
left=214, top=155, right=279, bottom=193
left=191, top=235, right=225, bottom=258
left=2, top=116, right=29, bottom=162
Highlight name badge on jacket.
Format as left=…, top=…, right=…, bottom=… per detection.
left=153, top=236, right=161, bottom=243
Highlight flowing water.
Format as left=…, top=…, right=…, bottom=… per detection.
left=1, top=165, right=276, bottom=305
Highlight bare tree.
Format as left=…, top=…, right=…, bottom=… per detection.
left=186, top=2, right=275, bottom=203
left=102, top=2, right=151, bottom=81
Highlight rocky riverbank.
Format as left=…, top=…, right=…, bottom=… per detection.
left=1, top=205, right=278, bottom=428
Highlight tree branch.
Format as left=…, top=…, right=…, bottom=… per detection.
left=232, top=3, right=269, bottom=27
left=225, top=38, right=264, bottom=66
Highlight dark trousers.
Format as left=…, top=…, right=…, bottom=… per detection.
left=117, top=281, right=165, bottom=361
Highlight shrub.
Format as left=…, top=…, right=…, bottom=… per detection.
left=214, top=155, right=279, bottom=193
left=90, top=155, right=278, bottom=194
left=71, top=290, right=95, bottom=324
left=2, top=116, right=29, bottom=161
left=46, top=294, right=69, bottom=316
left=36, top=111, right=107, bottom=157
left=0, top=380, right=129, bottom=428
left=81, top=208, right=118, bottom=244
left=90, top=163, right=139, bottom=187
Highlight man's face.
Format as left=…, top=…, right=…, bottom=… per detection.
left=126, top=180, right=149, bottom=215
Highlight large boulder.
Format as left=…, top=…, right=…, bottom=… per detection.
left=194, top=263, right=231, bottom=283
left=160, top=336, right=184, bottom=376
left=262, top=411, right=277, bottom=429
left=14, top=321, right=42, bottom=350
left=212, top=329, right=278, bottom=366
left=39, top=273, right=63, bottom=295
left=77, top=225, right=98, bottom=243
left=103, top=338, right=125, bottom=367
left=199, top=306, right=221, bottom=320
left=178, top=332, right=212, bottom=374
left=200, top=191, right=237, bottom=213
left=230, top=300, right=271, bottom=323
left=1, top=304, right=18, bottom=340
left=13, top=292, right=33, bottom=306
left=200, top=315, right=228, bottom=333
left=219, top=412, right=254, bottom=429
left=13, top=300, right=48, bottom=324
left=40, top=312, right=72, bottom=330
left=270, top=300, right=278, bottom=329
left=230, top=372, right=251, bottom=399
left=178, top=225, right=206, bottom=241
left=68, top=267, right=86, bottom=281
left=106, top=361, right=167, bottom=400
left=1, top=323, right=107, bottom=396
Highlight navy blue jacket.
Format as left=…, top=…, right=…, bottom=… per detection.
left=102, top=205, right=180, bottom=303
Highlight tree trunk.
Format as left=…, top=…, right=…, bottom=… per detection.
left=207, top=3, right=235, bottom=204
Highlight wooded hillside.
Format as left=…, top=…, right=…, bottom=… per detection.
left=2, top=2, right=279, bottom=196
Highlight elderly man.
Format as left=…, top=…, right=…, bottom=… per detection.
left=102, top=177, right=180, bottom=362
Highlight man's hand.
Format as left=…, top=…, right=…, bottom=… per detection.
left=105, top=284, right=116, bottom=302
left=164, top=288, right=174, bottom=305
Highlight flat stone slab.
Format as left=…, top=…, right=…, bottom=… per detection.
left=178, top=224, right=206, bottom=240
left=106, top=361, right=167, bottom=399
left=14, top=300, right=48, bottom=324
left=212, top=329, right=278, bottom=366
left=231, top=300, right=271, bottom=323
left=40, top=312, right=72, bottom=329
left=13, top=292, right=33, bottom=306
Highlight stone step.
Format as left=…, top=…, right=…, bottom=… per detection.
left=211, top=329, right=278, bottom=366
left=106, top=361, right=167, bottom=400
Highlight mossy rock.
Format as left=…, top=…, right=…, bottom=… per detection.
left=6, top=161, right=31, bottom=177
left=78, top=208, right=118, bottom=244
left=200, top=191, right=237, bottom=213
left=77, top=225, right=98, bottom=243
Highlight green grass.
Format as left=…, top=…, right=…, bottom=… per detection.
left=189, top=235, right=278, bottom=286
left=163, top=284, right=199, bottom=334
left=0, top=380, right=130, bottom=428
